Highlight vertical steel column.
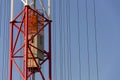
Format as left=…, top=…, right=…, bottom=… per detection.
left=48, top=21, right=52, bottom=80
left=9, top=22, right=13, bottom=80
left=48, top=1, right=52, bottom=79
left=10, top=0, right=14, bottom=79
left=24, top=6, right=29, bottom=80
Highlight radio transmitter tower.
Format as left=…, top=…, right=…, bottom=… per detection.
left=9, top=0, right=52, bottom=80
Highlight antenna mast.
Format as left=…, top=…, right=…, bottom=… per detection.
left=9, top=0, right=52, bottom=80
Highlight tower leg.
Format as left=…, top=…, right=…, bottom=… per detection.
left=9, top=22, right=13, bottom=80
left=48, top=22, right=52, bottom=80
left=24, top=5, right=29, bottom=80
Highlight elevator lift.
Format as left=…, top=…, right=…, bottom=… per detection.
left=28, top=0, right=44, bottom=79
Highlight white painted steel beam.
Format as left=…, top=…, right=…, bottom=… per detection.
left=48, top=0, right=51, bottom=19
left=21, top=0, right=26, bottom=5
left=21, top=0, right=51, bottom=19
left=11, top=0, right=14, bottom=21
left=21, top=0, right=29, bottom=5
left=39, top=0, right=49, bottom=19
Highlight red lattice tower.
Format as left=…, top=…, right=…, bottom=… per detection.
left=9, top=5, right=52, bottom=80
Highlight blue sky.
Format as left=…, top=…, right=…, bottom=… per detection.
left=1, top=0, right=120, bottom=80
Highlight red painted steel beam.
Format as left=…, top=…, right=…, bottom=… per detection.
left=13, top=59, right=24, bottom=79
left=28, top=22, right=48, bottom=42
left=40, top=57, right=48, bottom=65
left=29, top=43, right=47, bottom=54
left=24, top=5, right=29, bottom=80
left=12, top=8, right=25, bottom=22
left=48, top=21, right=52, bottom=80
left=28, top=47, right=45, bottom=80
left=14, top=24, right=24, bottom=34
left=9, top=22, right=13, bottom=80
left=13, top=14, right=25, bottom=51
left=14, top=44, right=24, bottom=56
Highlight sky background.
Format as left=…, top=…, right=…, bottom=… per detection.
left=1, top=0, right=120, bottom=80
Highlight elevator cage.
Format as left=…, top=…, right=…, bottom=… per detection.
left=28, top=9, right=44, bottom=70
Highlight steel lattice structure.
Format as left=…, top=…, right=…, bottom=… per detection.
left=9, top=4, right=52, bottom=80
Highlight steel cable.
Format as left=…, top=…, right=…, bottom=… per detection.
left=5, top=0, right=10, bottom=79
left=1, top=0, right=6, bottom=79
left=85, top=0, right=91, bottom=80
left=66, top=1, right=69, bottom=80
left=52, top=0, right=57, bottom=79
left=68, top=0, right=72, bottom=80
left=59, top=0, right=63, bottom=79
left=93, top=0, right=99, bottom=80
left=1, top=0, right=10, bottom=79
left=4, top=0, right=9, bottom=79
left=64, top=0, right=69, bottom=80
left=0, top=0, right=2, bottom=37
left=62, top=0, right=66, bottom=80
left=76, top=0, right=82, bottom=80
left=66, top=0, right=72, bottom=80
